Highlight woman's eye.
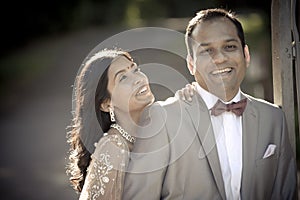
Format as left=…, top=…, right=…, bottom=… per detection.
left=119, top=75, right=127, bottom=82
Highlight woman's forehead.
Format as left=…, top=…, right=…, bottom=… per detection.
left=109, top=56, right=133, bottom=74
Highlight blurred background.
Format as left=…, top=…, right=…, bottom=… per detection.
left=0, top=0, right=297, bottom=199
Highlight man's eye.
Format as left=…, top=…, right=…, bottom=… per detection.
left=225, top=45, right=237, bottom=51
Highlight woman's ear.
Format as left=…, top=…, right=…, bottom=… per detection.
left=99, top=99, right=111, bottom=112
left=186, top=55, right=195, bottom=75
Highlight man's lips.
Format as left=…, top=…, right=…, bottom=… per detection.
left=211, top=67, right=233, bottom=75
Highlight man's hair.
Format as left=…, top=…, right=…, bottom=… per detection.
left=185, top=8, right=245, bottom=58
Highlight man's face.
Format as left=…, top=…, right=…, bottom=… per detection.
left=188, top=17, right=250, bottom=101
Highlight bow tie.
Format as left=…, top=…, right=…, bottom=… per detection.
left=210, top=98, right=247, bottom=116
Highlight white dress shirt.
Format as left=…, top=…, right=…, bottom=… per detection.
left=195, top=83, right=243, bottom=200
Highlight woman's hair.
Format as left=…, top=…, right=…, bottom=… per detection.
left=66, top=49, right=132, bottom=192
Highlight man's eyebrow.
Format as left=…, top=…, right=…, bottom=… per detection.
left=198, top=38, right=239, bottom=47
left=225, top=38, right=239, bottom=43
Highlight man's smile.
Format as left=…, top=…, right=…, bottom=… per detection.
left=210, top=67, right=233, bottom=76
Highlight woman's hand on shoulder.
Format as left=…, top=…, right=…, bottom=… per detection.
left=176, top=83, right=195, bottom=102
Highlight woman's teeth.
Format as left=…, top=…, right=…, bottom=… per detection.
left=137, top=86, right=147, bottom=95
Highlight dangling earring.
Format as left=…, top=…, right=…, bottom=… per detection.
left=109, top=107, right=115, bottom=122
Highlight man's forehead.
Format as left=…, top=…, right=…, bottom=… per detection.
left=190, top=18, right=239, bottom=42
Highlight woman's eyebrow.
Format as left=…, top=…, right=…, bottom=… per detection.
left=114, top=69, right=126, bottom=81
left=114, top=63, right=135, bottom=81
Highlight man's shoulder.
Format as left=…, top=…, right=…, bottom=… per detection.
left=156, top=96, right=179, bottom=106
left=153, top=96, right=182, bottom=111
left=156, top=96, right=194, bottom=112
left=145, top=97, right=188, bottom=121
left=244, top=93, right=284, bottom=115
left=246, top=94, right=277, bottom=107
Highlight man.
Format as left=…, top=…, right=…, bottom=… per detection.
left=123, top=8, right=297, bottom=200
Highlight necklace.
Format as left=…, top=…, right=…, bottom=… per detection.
left=110, top=123, right=136, bottom=144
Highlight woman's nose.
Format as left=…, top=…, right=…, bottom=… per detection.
left=134, top=77, right=142, bottom=85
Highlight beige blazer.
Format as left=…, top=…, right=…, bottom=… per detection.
left=123, top=92, right=297, bottom=200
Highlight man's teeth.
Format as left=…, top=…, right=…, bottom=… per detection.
left=212, top=68, right=232, bottom=75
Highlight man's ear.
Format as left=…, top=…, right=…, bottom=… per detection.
left=244, top=45, right=250, bottom=68
left=186, top=55, right=195, bottom=75
left=99, top=99, right=111, bottom=112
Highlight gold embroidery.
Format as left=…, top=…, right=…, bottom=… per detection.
left=80, top=134, right=129, bottom=200
left=81, top=152, right=112, bottom=199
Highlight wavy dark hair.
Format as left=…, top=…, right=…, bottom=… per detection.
left=66, top=49, right=132, bottom=192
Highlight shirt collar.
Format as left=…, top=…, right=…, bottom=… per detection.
left=194, top=82, right=241, bottom=110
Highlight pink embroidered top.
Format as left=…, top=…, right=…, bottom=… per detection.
left=79, top=134, right=130, bottom=200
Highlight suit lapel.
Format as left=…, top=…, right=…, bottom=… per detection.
left=185, top=93, right=226, bottom=200
left=240, top=93, right=259, bottom=198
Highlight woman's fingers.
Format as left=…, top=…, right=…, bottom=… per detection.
left=182, top=84, right=195, bottom=102
left=177, top=90, right=185, bottom=101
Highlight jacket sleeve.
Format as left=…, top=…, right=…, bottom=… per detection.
left=123, top=103, right=170, bottom=200
left=270, top=111, right=297, bottom=200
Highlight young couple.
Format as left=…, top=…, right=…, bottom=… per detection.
left=67, top=8, right=297, bottom=200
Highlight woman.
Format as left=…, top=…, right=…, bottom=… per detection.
left=66, top=49, right=193, bottom=199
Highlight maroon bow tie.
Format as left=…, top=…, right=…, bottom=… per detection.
left=210, top=98, right=247, bottom=116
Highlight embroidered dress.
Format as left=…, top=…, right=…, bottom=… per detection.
left=79, top=134, right=130, bottom=200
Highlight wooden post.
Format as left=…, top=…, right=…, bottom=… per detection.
left=291, top=0, right=300, bottom=148
left=271, top=0, right=296, bottom=156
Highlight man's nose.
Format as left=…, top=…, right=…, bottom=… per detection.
left=212, top=50, right=227, bottom=64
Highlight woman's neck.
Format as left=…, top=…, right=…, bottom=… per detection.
left=114, top=109, right=142, bottom=137
left=110, top=110, right=141, bottom=151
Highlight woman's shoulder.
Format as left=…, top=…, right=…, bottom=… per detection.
left=95, top=133, right=128, bottom=148
left=92, top=134, right=129, bottom=161
left=81, top=135, right=128, bottom=199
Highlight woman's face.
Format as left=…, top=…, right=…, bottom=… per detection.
left=107, top=55, right=154, bottom=115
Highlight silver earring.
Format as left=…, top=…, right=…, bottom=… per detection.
left=109, top=107, right=115, bottom=122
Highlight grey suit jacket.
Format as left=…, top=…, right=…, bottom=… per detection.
left=123, top=92, right=297, bottom=200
